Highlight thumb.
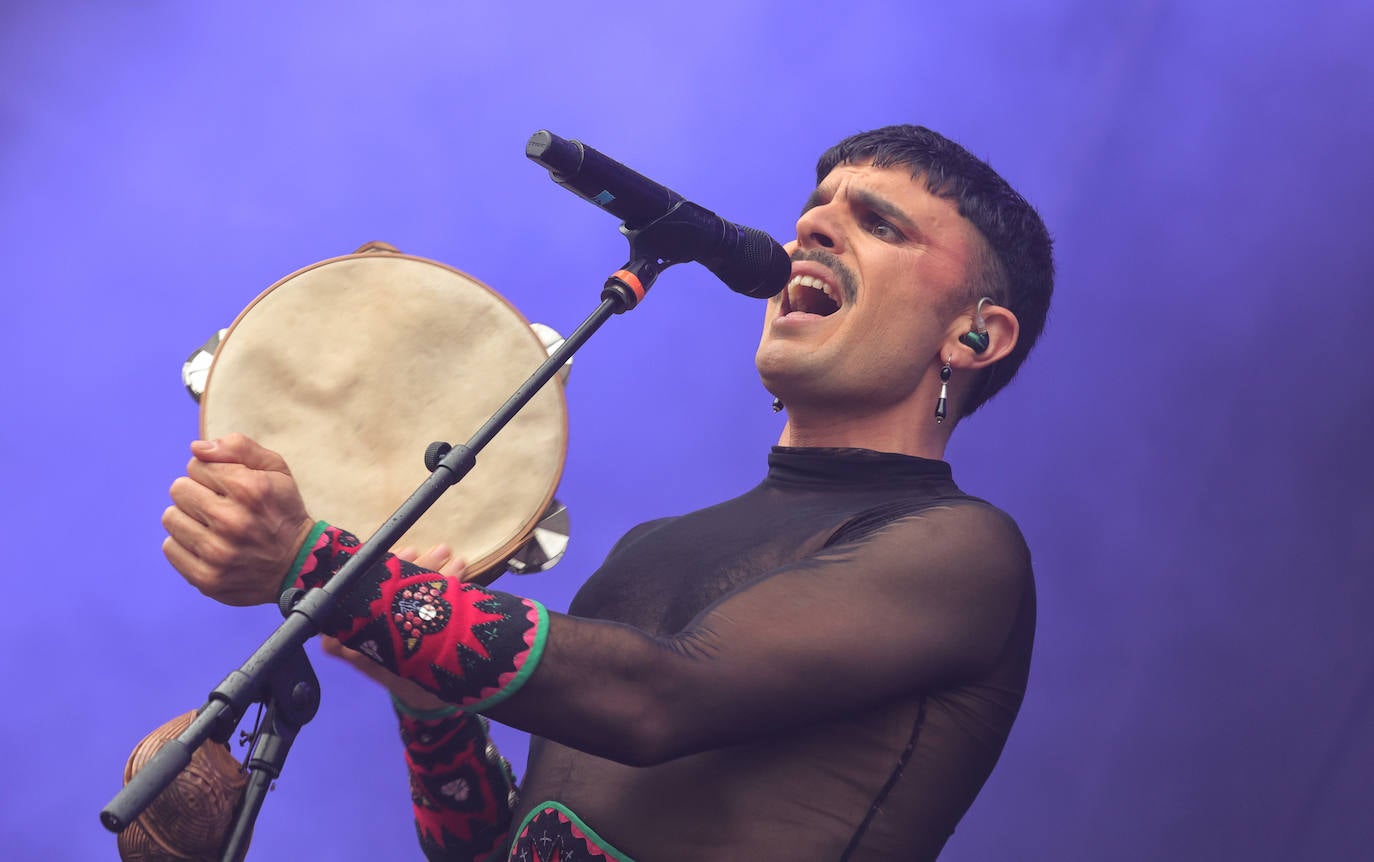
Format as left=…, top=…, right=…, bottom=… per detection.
left=191, top=433, right=290, bottom=473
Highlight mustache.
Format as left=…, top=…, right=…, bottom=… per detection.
left=789, top=248, right=858, bottom=305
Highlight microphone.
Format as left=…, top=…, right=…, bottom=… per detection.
left=526, top=130, right=790, bottom=299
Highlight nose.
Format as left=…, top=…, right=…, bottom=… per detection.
left=794, top=200, right=843, bottom=252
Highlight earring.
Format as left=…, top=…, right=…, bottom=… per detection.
left=958, top=297, right=993, bottom=354
left=771, top=396, right=784, bottom=413
left=935, top=357, right=952, bottom=424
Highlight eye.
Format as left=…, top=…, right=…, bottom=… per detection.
left=865, top=215, right=904, bottom=242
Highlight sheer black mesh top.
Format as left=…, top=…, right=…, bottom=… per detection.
left=497, top=447, right=1036, bottom=862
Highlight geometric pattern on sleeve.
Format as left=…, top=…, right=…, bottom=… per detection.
left=290, top=525, right=547, bottom=710
left=398, top=709, right=516, bottom=862
left=509, top=802, right=634, bottom=862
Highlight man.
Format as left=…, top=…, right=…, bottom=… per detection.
left=164, top=124, right=1053, bottom=861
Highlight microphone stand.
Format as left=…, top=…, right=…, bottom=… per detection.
left=101, top=226, right=677, bottom=860
left=220, top=646, right=319, bottom=862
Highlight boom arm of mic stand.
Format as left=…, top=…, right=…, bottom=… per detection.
left=101, top=260, right=658, bottom=846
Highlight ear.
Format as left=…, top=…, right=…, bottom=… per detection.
left=943, top=303, right=1019, bottom=373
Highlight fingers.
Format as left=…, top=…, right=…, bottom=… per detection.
left=163, top=530, right=211, bottom=591
left=186, top=456, right=287, bottom=510
left=395, top=543, right=469, bottom=578
left=412, top=543, right=453, bottom=570
left=178, top=463, right=306, bottom=549
left=162, top=503, right=245, bottom=581
left=183, top=441, right=274, bottom=500
left=164, top=448, right=315, bottom=606
left=190, top=434, right=291, bottom=474
left=168, top=475, right=222, bottom=527
left=410, top=543, right=468, bottom=580
left=161, top=515, right=264, bottom=607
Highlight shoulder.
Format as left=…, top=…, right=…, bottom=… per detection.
left=836, top=493, right=1026, bottom=553
left=605, top=516, right=680, bottom=558
left=829, top=496, right=1032, bottom=596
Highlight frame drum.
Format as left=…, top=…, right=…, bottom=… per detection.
left=199, top=244, right=567, bottom=580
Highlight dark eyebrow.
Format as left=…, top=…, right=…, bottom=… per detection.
left=798, top=186, right=919, bottom=237
left=850, top=188, right=918, bottom=236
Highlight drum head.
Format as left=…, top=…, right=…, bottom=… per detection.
left=201, top=250, right=566, bottom=578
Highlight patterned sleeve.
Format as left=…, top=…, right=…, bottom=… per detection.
left=286, top=523, right=548, bottom=712
left=395, top=704, right=518, bottom=861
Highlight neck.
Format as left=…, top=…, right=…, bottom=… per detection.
left=776, top=402, right=952, bottom=460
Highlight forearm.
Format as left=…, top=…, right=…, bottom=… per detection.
left=286, top=525, right=694, bottom=763
left=288, top=524, right=546, bottom=712
left=395, top=701, right=516, bottom=861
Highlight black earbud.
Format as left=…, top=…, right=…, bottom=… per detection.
left=959, top=329, right=989, bottom=353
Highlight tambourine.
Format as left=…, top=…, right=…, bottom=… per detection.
left=184, top=241, right=571, bottom=578
left=118, top=244, right=571, bottom=860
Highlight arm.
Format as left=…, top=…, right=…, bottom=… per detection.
left=167, top=435, right=1030, bottom=766
left=294, top=503, right=1029, bottom=765
left=392, top=705, right=516, bottom=862
left=321, top=547, right=517, bottom=862
left=163, top=439, right=518, bottom=860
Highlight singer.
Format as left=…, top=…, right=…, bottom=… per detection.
left=163, top=124, right=1054, bottom=861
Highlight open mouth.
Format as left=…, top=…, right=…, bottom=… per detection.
left=782, top=274, right=842, bottom=317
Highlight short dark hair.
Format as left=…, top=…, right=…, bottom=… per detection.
left=816, top=125, right=1054, bottom=417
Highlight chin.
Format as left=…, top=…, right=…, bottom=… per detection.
left=754, top=352, right=805, bottom=396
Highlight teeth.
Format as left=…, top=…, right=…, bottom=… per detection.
left=786, top=274, right=838, bottom=302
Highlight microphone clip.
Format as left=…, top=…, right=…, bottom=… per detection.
left=601, top=254, right=666, bottom=313
left=601, top=211, right=705, bottom=311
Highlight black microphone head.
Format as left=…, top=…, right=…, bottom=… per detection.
left=705, top=225, right=791, bottom=299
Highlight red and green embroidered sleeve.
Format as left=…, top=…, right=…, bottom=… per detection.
left=396, top=704, right=517, bottom=861
left=286, top=522, right=548, bottom=712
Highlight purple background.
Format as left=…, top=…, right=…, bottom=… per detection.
left=4, top=2, right=1371, bottom=859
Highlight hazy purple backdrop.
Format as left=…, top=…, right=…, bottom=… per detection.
left=3, top=2, right=1371, bottom=859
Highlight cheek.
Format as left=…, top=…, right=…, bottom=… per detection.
left=844, top=310, right=932, bottom=388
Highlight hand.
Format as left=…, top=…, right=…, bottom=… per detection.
left=320, top=543, right=468, bottom=712
left=162, top=434, right=316, bottom=606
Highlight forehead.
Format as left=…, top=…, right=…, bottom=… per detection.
left=812, top=162, right=941, bottom=208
